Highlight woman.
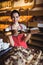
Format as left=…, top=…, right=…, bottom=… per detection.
left=7, top=10, right=31, bottom=48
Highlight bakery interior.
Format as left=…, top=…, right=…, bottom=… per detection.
left=0, top=0, right=43, bottom=65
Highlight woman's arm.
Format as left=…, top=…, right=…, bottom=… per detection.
left=24, top=33, right=31, bottom=43
left=8, top=35, right=15, bottom=47
left=24, top=29, right=39, bottom=43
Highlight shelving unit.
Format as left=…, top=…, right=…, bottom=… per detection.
left=28, top=32, right=43, bottom=50
left=31, top=35, right=43, bottom=42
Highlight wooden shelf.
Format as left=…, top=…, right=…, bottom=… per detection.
left=30, top=32, right=43, bottom=48
left=32, top=32, right=43, bottom=36
left=30, top=40, right=43, bottom=47
left=31, top=36, right=43, bottom=42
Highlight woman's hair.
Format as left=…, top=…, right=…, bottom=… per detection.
left=11, top=10, right=20, bottom=18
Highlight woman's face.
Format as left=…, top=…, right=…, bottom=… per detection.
left=12, top=13, right=20, bottom=23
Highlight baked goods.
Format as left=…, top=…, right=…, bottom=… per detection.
left=4, top=47, right=42, bottom=65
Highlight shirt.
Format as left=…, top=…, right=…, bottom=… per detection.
left=5, top=23, right=27, bottom=32
left=18, top=24, right=27, bottom=31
